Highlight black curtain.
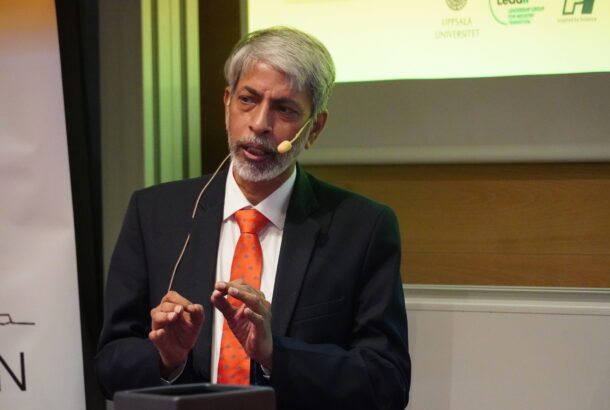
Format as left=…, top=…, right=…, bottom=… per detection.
left=55, top=1, right=105, bottom=409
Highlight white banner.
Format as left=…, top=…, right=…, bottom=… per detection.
left=0, top=1, right=86, bottom=408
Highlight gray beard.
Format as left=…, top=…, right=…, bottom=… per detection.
left=228, top=133, right=307, bottom=182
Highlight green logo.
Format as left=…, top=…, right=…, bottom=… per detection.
left=489, top=0, right=545, bottom=26
left=563, top=0, right=595, bottom=15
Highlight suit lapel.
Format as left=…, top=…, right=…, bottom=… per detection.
left=271, top=165, right=319, bottom=336
left=183, top=169, right=227, bottom=380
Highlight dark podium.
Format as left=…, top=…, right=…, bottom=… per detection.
left=114, top=383, right=276, bottom=410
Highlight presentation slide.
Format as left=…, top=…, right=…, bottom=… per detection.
left=248, top=0, right=610, bottom=164
left=249, top=0, right=609, bottom=81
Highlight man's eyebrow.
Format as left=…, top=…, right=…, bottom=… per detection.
left=242, top=86, right=261, bottom=96
left=240, top=85, right=301, bottom=108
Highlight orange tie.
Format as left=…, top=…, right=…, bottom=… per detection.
left=217, top=209, right=269, bottom=384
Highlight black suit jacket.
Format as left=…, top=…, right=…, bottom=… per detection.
left=95, top=166, right=411, bottom=410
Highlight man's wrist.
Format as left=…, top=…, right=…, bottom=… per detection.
left=256, top=344, right=273, bottom=371
left=160, top=359, right=187, bottom=383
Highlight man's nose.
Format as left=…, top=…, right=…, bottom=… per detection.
left=250, top=104, right=272, bottom=135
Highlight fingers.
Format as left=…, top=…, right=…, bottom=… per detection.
left=148, top=328, right=187, bottom=372
left=185, top=303, right=205, bottom=327
left=151, top=305, right=181, bottom=330
left=161, top=290, right=193, bottom=306
left=148, top=291, right=205, bottom=373
left=211, top=281, right=270, bottom=318
left=211, top=283, right=235, bottom=317
left=228, top=287, right=266, bottom=313
left=211, top=281, right=273, bottom=368
left=149, top=328, right=173, bottom=353
left=148, top=303, right=204, bottom=344
left=158, top=301, right=184, bottom=313
left=244, top=305, right=265, bottom=328
left=148, top=327, right=165, bottom=342
left=151, top=291, right=204, bottom=329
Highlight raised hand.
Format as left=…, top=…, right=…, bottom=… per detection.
left=149, top=291, right=204, bottom=376
left=211, top=280, right=273, bottom=371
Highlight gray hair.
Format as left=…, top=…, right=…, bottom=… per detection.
left=224, top=26, right=336, bottom=116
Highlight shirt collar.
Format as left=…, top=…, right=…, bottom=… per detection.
left=223, top=163, right=296, bottom=230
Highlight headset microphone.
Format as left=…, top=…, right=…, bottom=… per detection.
left=277, top=118, right=313, bottom=154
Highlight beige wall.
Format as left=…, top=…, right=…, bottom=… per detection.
left=405, top=286, right=610, bottom=410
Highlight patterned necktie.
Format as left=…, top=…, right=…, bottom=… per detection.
left=217, top=209, right=269, bottom=384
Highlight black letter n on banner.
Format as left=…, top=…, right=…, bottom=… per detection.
left=0, top=353, right=26, bottom=391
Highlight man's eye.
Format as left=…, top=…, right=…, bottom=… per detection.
left=238, top=95, right=253, bottom=104
left=278, top=106, right=297, bottom=115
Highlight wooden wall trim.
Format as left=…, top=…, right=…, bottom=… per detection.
left=305, top=163, right=610, bottom=288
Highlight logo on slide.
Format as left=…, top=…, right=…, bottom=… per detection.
left=562, top=0, right=594, bottom=15
left=489, top=0, right=545, bottom=25
left=446, top=0, right=467, bottom=11
left=0, top=313, right=35, bottom=327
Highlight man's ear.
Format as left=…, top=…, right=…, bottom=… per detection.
left=223, top=87, right=231, bottom=106
left=305, top=111, right=328, bottom=149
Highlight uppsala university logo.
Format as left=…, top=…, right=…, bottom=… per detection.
left=563, top=0, right=594, bottom=15
left=446, top=0, right=467, bottom=11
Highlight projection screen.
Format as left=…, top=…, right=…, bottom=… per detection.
left=248, top=0, right=610, bottom=164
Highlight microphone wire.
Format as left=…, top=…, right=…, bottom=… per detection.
left=167, top=153, right=231, bottom=292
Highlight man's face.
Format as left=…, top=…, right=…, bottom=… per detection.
left=224, top=62, right=315, bottom=184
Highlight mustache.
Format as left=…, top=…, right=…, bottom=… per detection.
left=231, top=135, right=278, bottom=153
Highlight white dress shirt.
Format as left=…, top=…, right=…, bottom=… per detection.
left=210, top=163, right=296, bottom=382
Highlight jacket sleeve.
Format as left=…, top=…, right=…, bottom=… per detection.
left=264, top=206, right=411, bottom=410
left=94, top=192, right=196, bottom=398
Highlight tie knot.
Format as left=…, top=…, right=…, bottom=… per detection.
left=234, top=209, right=269, bottom=234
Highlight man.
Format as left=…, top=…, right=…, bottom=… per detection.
left=96, top=27, right=410, bottom=410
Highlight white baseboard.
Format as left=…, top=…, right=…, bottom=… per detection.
left=403, top=284, right=610, bottom=316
